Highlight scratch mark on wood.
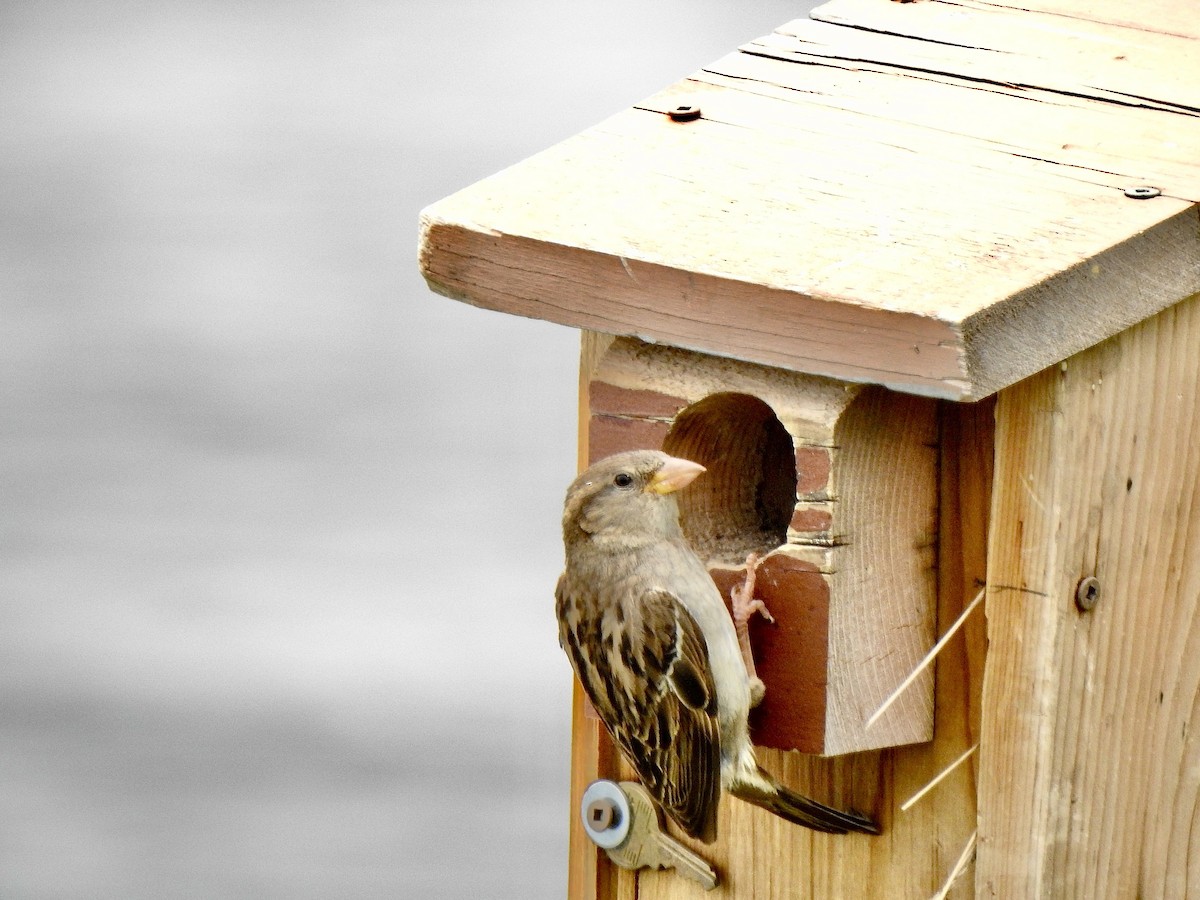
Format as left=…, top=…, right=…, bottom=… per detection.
left=618, top=256, right=639, bottom=285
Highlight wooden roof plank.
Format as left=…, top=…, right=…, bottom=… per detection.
left=723, top=23, right=1200, bottom=198
left=419, top=2, right=1200, bottom=399
left=812, top=0, right=1200, bottom=114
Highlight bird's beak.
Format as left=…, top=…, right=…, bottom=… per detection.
left=646, top=456, right=706, bottom=495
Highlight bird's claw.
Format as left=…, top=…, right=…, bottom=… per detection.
left=731, top=553, right=774, bottom=628
left=737, top=594, right=775, bottom=627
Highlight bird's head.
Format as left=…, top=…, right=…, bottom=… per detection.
left=562, top=450, right=706, bottom=547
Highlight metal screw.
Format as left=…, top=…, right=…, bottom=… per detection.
left=586, top=797, right=618, bottom=831
left=1123, top=185, right=1160, bottom=199
left=580, top=780, right=631, bottom=849
left=1075, top=576, right=1101, bottom=612
left=668, top=104, right=702, bottom=122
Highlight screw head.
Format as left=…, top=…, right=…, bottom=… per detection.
left=668, top=104, right=702, bottom=122
left=580, top=779, right=632, bottom=848
left=586, top=798, right=618, bottom=831
left=1075, top=576, right=1101, bottom=612
left=1123, top=185, right=1160, bottom=199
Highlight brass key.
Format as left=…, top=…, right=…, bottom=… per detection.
left=580, top=780, right=718, bottom=891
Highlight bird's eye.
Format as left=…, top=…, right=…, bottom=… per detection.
left=613, top=472, right=634, bottom=488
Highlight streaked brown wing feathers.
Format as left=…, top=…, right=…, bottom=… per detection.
left=556, top=577, right=721, bottom=842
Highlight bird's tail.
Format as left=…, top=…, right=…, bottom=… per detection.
left=728, top=766, right=879, bottom=835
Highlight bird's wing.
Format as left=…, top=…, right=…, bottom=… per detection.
left=556, top=577, right=722, bottom=842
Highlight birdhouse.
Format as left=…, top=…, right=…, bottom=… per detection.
left=419, top=0, right=1200, bottom=896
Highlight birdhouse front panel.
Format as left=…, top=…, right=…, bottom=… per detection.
left=583, top=333, right=938, bottom=756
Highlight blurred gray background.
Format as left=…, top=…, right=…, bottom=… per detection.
left=1, top=2, right=809, bottom=897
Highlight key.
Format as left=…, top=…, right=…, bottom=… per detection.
left=580, top=779, right=719, bottom=890
left=608, top=782, right=719, bottom=889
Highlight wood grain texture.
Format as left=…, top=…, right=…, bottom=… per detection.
left=825, top=386, right=939, bottom=754
left=570, top=333, right=641, bottom=900
left=420, top=1, right=1200, bottom=399
left=978, top=289, right=1200, bottom=897
left=567, top=337, right=604, bottom=900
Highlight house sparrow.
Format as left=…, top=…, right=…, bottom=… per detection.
left=556, top=449, right=878, bottom=842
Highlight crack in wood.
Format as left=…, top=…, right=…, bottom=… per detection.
left=987, top=583, right=1051, bottom=598
left=736, top=44, right=1192, bottom=118
left=1096, top=87, right=1200, bottom=118
left=803, top=16, right=1008, bottom=53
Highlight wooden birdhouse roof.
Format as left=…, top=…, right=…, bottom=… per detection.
left=419, top=0, right=1200, bottom=400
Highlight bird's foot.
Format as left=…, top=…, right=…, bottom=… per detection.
left=731, top=552, right=773, bottom=706
left=731, top=552, right=774, bottom=629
